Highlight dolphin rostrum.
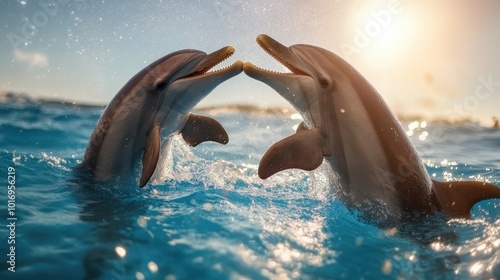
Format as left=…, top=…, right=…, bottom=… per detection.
left=81, top=46, right=243, bottom=187
left=244, top=34, right=500, bottom=225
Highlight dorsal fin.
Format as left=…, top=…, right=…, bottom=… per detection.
left=258, top=128, right=326, bottom=179
left=180, top=114, right=229, bottom=147
left=139, top=125, right=161, bottom=188
left=432, top=180, right=500, bottom=218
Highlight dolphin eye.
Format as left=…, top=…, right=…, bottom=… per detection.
left=156, top=81, right=167, bottom=91
left=319, top=77, right=329, bottom=88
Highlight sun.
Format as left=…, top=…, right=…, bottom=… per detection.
left=352, top=2, right=420, bottom=64
left=370, top=17, right=410, bottom=54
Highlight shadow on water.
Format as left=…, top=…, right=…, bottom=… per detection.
left=70, top=168, right=149, bottom=280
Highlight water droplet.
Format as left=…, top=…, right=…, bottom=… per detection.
left=355, top=237, right=363, bottom=246
left=137, top=216, right=148, bottom=228
left=202, top=203, right=213, bottom=211
left=148, top=261, right=158, bottom=273
left=136, top=271, right=145, bottom=280
left=115, top=246, right=126, bottom=258
left=381, top=259, right=392, bottom=275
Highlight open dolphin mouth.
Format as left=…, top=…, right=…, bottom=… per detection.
left=242, top=34, right=316, bottom=118
left=243, top=34, right=308, bottom=76
left=155, top=46, right=243, bottom=118
left=184, top=46, right=242, bottom=79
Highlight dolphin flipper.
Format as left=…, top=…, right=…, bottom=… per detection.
left=259, top=129, right=326, bottom=179
left=140, top=125, right=161, bottom=188
left=432, top=180, right=500, bottom=218
left=181, top=114, right=229, bottom=147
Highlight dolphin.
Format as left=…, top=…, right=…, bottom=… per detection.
left=81, top=46, right=243, bottom=187
left=243, top=34, right=500, bottom=225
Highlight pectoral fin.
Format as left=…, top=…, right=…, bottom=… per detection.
left=140, top=125, right=161, bottom=188
left=181, top=114, right=229, bottom=147
left=259, top=129, right=326, bottom=179
left=432, top=180, right=500, bottom=218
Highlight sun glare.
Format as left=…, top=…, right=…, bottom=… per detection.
left=352, top=2, right=420, bottom=64
left=370, top=17, right=410, bottom=54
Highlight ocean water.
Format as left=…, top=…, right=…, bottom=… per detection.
left=0, top=97, right=499, bottom=280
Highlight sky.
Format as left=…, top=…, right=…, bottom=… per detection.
left=1, top=0, right=499, bottom=124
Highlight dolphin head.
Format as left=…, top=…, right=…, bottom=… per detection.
left=244, top=34, right=351, bottom=128
left=158, top=46, right=243, bottom=114
left=133, top=46, right=243, bottom=126
left=110, top=46, right=241, bottom=122
left=129, top=46, right=240, bottom=93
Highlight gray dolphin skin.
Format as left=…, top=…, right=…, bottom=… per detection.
left=244, top=34, right=500, bottom=225
left=81, top=46, right=243, bottom=187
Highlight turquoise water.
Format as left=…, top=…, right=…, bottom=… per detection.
left=0, top=97, right=499, bottom=280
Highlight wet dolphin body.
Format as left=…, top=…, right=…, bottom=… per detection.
left=81, top=46, right=243, bottom=187
left=244, top=34, right=500, bottom=225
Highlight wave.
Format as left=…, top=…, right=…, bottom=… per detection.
left=0, top=91, right=104, bottom=109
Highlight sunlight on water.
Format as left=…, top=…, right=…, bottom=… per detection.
left=250, top=208, right=336, bottom=278
left=40, top=152, right=68, bottom=169
left=423, top=218, right=500, bottom=278
left=457, top=220, right=500, bottom=277
left=419, top=131, right=429, bottom=141
left=406, top=120, right=428, bottom=137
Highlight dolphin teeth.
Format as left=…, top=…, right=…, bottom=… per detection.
left=188, top=48, right=236, bottom=77
left=205, top=59, right=238, bottom=75
left=257, top=40, right=288, bottom=67
left=200, top=53, right=233, bottom=73
left=190, top=62, right=236, bottom=77
left=246, top=61, right=293, bottom=75
left=255, top=37, right=303, bottom=75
